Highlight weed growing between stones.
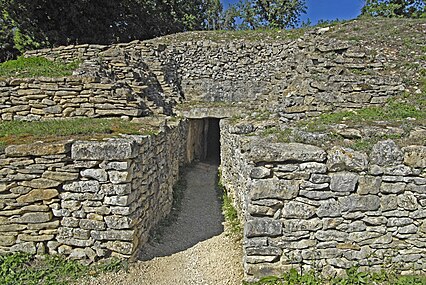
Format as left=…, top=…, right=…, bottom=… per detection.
left=217, top=169, right=242, bottom=239
left=244, top=267, right=426, bottom=285
left=0, top=252, right=126, bottom=285
left=0, top=57, right=79, bottom=78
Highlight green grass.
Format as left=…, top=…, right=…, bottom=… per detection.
left=245, top=267, right=426, bottom=285
left=0, top=252, right=126, bottom=285
left=0, top=118, right=157, bottom=151
left=0, top=56, right=79, bottom=78
left=217, top=170, right=242, bottom=238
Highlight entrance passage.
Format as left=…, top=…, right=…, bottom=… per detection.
left=185, top=118, right=221, bottom=164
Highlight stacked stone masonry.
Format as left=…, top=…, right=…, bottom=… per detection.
left=0, top=29, right=423, bottom=281
left=22, top=33, right=404, bottom=121
left=0, top=121, right=190, bottom=260
left=220, top=120, right=426, bottom=280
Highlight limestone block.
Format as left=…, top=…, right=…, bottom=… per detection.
left=249, top=143, right=327, bottom=163
left=72, top=139, right=139, bottom=161
left=42, top=171, right=79, bottom=182
left=91, top=229, right=135, bottom=241
left=403, top=146, right=426, bottom=168
left=79, top=219, right=106, bottom=230
left=380, top=182, right=406, bottom=194
left=5, top=141, right=72, bottom=157
left=10, top=242, right=36, bottom=254
left=370, top=140, right=403, bottom=166
left=339, top=195, right=380, bottom=212
left=397, top=194, right=419, bottom=211
left=317, top=200, right=342, bottom=218
left=105, top=216, right=133, bottom=229
left=81, top=169, right=108, bottom=182
left=249, top=178, right=299, bottom=201
left=358, top=176, right=381, bottom=195
left=63, top=181, right=100, bottom=193
left=283, top=219, right=322, bottom=232
left=245, top=219, right=282, bottom=238
left=327, top=147, right=368, bottom=172
left=17, top=189, right=59, bottom=203
left=250, top=167, right=271, bottom=179
left=18, top=234, right=54, bottom=242
left=0, top=235, right=17, bottom=246
left=387, top=218, right=413, bottom=227
left=315, top=230, right=348, bottom=242
left=330, top=172, right=358, bottom=193
left=12, top=212, right=52, bottom=224
left=21, top=179, right=61, bottom=189
left=105, top=241, right=134, bottom=255
left=108, top=171, right=132, bottom=184
left=101, top=184, right=132, bottom=195
left=69, top=248, right=87, bottom=260
left=281, top=201, right=316, bottom=219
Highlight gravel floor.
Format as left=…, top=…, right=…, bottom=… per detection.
left=80, top=162, right=244, bottom=285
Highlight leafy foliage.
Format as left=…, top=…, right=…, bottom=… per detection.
left=362, top=0, right=426, bottom=18
left=0, top=252, right=126, bottom=285
left=234, top=0, right=307, bottom=29
left=0, top=0, right=222, bottom=60
left=0, top=56, right=79, bottom=78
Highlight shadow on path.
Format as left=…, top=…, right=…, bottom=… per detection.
left=138, top=162, right=224, bottom=260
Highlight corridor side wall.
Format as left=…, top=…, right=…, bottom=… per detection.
left=220, top=119, right=426, bottom=281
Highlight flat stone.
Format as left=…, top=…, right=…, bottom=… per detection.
left=63, top=181, right=100, bottom=193
left=91, top=229, right=134, bottom=241
left=12, top=212, right=52, bottom=224
left=249, top=143, right=327, bottom=163
left=327, top=147, right=368, bottom=171
left=380, top=182, right=406, bottom=194
left=17, top=189, right=59, bottom=203
left=21, top=178, right=61, bottom=189
left=339, top=195, right=380, bottom=212
left=42, top=171, right=79, bottom=181
left=249, top=178, right=299, bottom=200
left=0, top=235, right=17, bottom=246
left=397, top=194, right=419, bottom=211
left=250, top=167, right=271, bottom=179
left=403, top=146, right=426, bottom=168
left=79, top=219, right=106, bottom=230
left=105, top=241, right=134, bottom=255
left=5, top=141, right=72, bottom=157
left=358, top=176, right=381, bottom=195
left=104, top=216, right=133, bottom=229
left=330, top=172, right=358, bottom=192
left=370, top=140, right=403, bottom=166
left=81, top=169, right=108, bottom=182
left=72, top=139, right=139, bottom=160
left=245, top=219, right=282, bottom=238
left=317, top=200, right=342, bottom=218
left=10, top=242, right=36, bottom=254
left=281, top=201, right=316, bottom=219
left=315, top=230, right=348, bottom=242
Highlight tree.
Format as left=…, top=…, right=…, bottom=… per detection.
left=0, top=0, right=213, bottom=57
left=205, top=0, right=223, bottom=30
left=362, top=0, right=426, bottom=17
left=236, top=0, right=307, bottom=29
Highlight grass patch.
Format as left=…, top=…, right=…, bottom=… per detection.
left=217, top=170, right=242, bottom=238
left=245, top=267, right=426, bottom=285
left=0, top=56, right=79, bottom=78
left=0, top=252, right=126, bottom=285
left=0, top=118, right=157, bottom=150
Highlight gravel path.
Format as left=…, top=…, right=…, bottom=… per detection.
left=81, top=162, right=243, bottom=285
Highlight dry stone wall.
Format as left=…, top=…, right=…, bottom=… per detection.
left=0, top=77, right=149, bottom=121
left=0, top=121, right=191, bottom=260
left=23, top=32, right=405, bottom=121
left=220, top=120, right=426, bottom=281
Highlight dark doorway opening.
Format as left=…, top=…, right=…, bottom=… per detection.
left=205, top=118, right=221, bottom=164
